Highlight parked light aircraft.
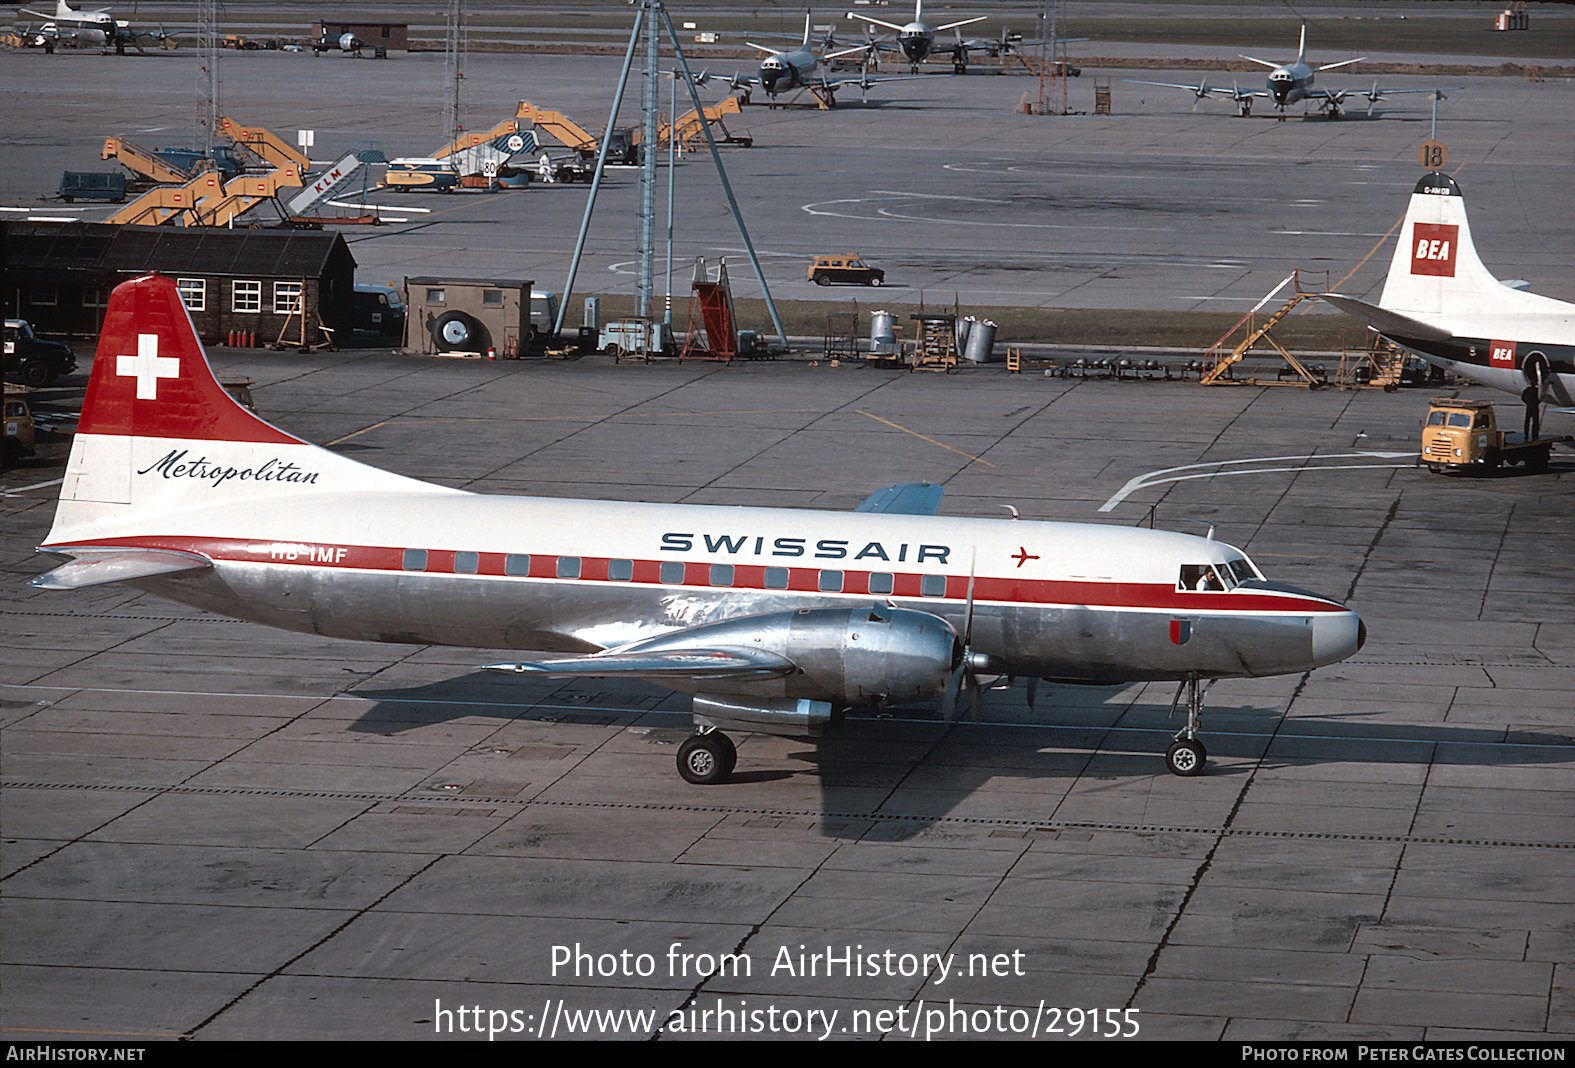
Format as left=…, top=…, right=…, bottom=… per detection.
left=1319, top=172, right=1574, bottom=416
left=847, top=0, right=988, bottom=73
left=312, top=30, right=364, bottom=55
left=1131, top=25, right=1453, bottom=120
left=31, top=275, right=1366, bottom=783
left=19, top=0, right=168, bottom=52
left=745, top=13, right=914, bottom=107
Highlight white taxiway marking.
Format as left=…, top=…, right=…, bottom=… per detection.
left=1099, top=452, right=1416, bottom=512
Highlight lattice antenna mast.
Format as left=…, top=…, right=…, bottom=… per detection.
left=554, top=0, right=788, bottom=349
left=442, top=0, right=467, bottom=147
left=195, top=0, right=220, bottom=156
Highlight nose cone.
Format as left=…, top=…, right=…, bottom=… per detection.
left=1311, top=609, right=1365, bottom=669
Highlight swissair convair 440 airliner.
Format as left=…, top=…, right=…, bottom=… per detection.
left=32, top=275, right=1365, bottom=782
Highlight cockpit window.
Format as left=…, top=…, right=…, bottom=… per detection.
left=1222, top=556, right=1259, bottom=584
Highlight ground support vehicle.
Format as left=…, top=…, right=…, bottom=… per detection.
left=1421, top=397, right=1569, bottom=473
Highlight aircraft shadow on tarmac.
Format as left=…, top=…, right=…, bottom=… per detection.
left=343, top=673, right=1573, bottom=839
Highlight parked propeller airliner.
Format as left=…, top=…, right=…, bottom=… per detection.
left=1320, top=172, right=1574, bottom=417
left=18, top=0, right=178, bottom=52
left=848, top=0, right=986, bottom=73
left=1131, top=25, right=1454, bottom=120
left=32, top=275, right=1366, bottom=783
left=745, top=13, right=916, bottom=107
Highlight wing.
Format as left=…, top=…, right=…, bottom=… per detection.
left=1127, top=78, right=1265, bottom=100
left=29, top=547, right=212, bottom=590
left=483, top=647, right=794, bottom=680
left=854, top=481, right=944, bottom=515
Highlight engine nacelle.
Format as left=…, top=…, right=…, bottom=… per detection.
left=631, top=605, right=960, bottom=707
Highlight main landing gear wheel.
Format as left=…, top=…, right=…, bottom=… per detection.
left=1166, top=738, right=1207, bottom=777
left=677, top=731, right=736, bottom=785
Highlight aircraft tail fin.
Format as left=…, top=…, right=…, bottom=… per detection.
left=1377, top=172, right=1513, bottom=318
left=41, top=273, right=448, bottom=553
left=1296, top=23, right=1305, bottom=64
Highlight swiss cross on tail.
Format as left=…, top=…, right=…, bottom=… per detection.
left=116, top=334, right=179, bottom=399
left=1410, top=222, right=1458, bottom=277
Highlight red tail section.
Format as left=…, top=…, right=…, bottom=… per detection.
left=78, top=273, right=301, bottom=445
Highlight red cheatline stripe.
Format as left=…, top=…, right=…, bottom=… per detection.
left=44, top=534, right=1350, bottom=614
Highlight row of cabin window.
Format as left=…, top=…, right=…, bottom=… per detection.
left=400, top=550, right=950, bottom=597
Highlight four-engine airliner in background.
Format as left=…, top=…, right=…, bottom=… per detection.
left=1130, top=26, right=1456, bottom=119
left=1320, top=172, right=1575, bottom=415
left=29, top=275, right=1366, bottom=784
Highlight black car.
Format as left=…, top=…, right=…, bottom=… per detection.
left=349, top=285, right=408, bottom=338
left=4, top=320, right=77, bottom=387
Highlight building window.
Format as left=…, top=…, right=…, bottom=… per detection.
left=505, top=554, right=530, bottom=577
left=454, top=551, right=478, bottom=574
left=81, top=287, right=109, bottom=309
left=402, top=549, right=427, bottom=572
left=177, top=278, right=206, bottom=312
left=30, top=285, right=57, bottom=306
left=274, top=282, right=303, bottom=316
left=233, top=280, right=261, bottom=313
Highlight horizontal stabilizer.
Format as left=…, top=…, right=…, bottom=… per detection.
left=855, top=481, right=944, bottom=515
left=1316, top=294, right=1455, bottom=341
left=483, top=647, right=795, bottom=680
left=29, top=547, right=211, bottom=590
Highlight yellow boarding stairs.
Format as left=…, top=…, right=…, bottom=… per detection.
left=1200, top=273, right=1322, bottom=387
left=100, top=136, right=195, bottom=186
left=218, top=117, right=311, bottom=172
left=1336, top=334, right=1409, bottom=390
left=107, top=164, right=302, bottom=227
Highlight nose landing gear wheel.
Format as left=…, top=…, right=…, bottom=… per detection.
left=1164, top=674, right=1211, bottom=776
left=677, top=731, right=737, bottom=785
left=1166, top=737, right=1207, bottom=777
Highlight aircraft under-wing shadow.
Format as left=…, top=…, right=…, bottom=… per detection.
left=30, top=273, right=1363, bottom=793
left=338, top=672, right=1574, bottom=841
left=1129, top=25, right=1457, bottom=120
left=1319, top=171, right=1575, bottom=425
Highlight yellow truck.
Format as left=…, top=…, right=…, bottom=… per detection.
left=4, top=385, right=36, bottom=468
left=1420, top=397, right=1567, bottom=473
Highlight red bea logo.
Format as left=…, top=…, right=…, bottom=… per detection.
left=1489, top=340, right=1516, bottom=368
left=1411, top=222, right=1458, bottom=277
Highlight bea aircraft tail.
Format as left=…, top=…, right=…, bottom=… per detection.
left=1321, top=172, right=1574, bottom=404
left=35, top=272, right=452, bottom=590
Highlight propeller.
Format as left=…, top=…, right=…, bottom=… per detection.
left=1193, top=79, right=1209, bottom=110
left=941, top=553, right=987, bottom=722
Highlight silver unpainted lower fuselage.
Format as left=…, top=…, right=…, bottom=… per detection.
left=123, top=539, right=1362, bottom=692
